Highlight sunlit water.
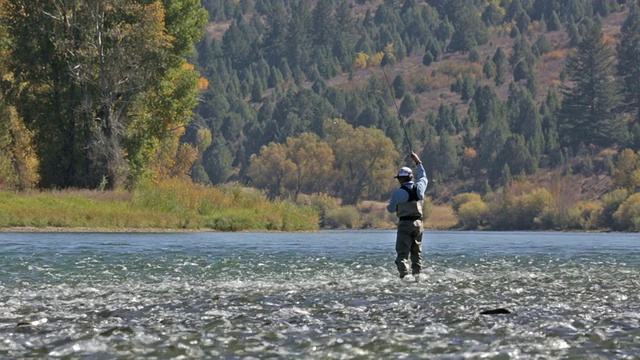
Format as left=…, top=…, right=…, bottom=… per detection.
left=1, top=231, right=639, bottom=359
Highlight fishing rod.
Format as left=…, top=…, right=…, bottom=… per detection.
left=380, top=64, right=413, bottom=155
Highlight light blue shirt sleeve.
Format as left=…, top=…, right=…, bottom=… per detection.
left=415, top=163, right=428, bottom=200
left=386, top=163, right=428, bottom=213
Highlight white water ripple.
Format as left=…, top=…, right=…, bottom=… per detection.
left=0, top=231, right=639, bottom=358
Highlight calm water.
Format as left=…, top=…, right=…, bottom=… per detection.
left=1, top=231, right=639, bottom=359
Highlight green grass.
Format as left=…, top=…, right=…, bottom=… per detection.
left=0, top=179, right=320, bottom=231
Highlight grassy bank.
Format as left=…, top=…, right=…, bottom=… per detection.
left=0, top=179, right=319, bottom=231
left=0, top=180, right=458, bottom=232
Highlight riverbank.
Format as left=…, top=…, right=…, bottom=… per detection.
left=0, top=180, right=320, bottom=232
left=0, top=226, right=203, bottom=233
left=0, top=183, right=458, bottom=232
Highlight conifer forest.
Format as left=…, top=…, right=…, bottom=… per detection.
left=3, top=0, right=640, bottom=230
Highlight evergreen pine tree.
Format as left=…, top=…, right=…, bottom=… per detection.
left=617, top=5, right=640, bottom=125
left=492, top=47, right=507, bottom=86
left=399, top=94, right=418, bottom=118
left=392, top=75, right=407, bottom=99
left=547, top=10, right=561, bottom=31
left=483, top=58, right=496, bottom=79
left=438, top=132, right=460, bottom=179
left=559, top=23, right=624, bottom=149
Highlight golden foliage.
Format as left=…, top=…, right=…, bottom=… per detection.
left=198, top=77, right=209, bottom=90
left=248, top=142, right=296, bottom=198
left=353, top=50, right=386, bottom=70
left=285, top=132, right=335, bottom=199
left=383, top=43, right=396, bottom=62
left=569, top=201, right=603, bottom=230
left=435, top=62, right=483, bottom=79
left=541, top=50, right=566, bottom=62
left=323, top=118, right=399, bottom=203
left=354, top=52, right=370, bottom=70
left=613, top=148, right=639, bottom=191
left=248, top=132, right=335, bottom=200
left=149, top=127, right=197, bottom=181
left=613, top=193, right=640, bottom=231
left=462, top=147, right=477, bottom=163
left=0, top=103, right=39, bottom=190
left=171, top=143, right=198, bottom=178
left=458, top=200, right=488, bottom=229
left=452, top=192, right=482, bottom=215
left=515, top=188, right=554, bottom=215
left=369, top=51, right=385, bottom=67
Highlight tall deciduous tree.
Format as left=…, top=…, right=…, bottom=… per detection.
left=0, top=98, right=40, bottom=190
left=323, top=118, right=399, bottom=205
left=0, top=4, right=39, bottom=190
left=248, top=142, right=296, bottom=199
left=247, top=132, right=334, bottom=200
left=613, top=148, right=639, bottom=191
left=286, top=132, right=335, bottom=199
left=558, top=23, right=624, bottom=150
left=1, top=0, right=207, bottom=189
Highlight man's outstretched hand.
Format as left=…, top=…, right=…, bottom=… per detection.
left=411, top=152, right=422, bottom=165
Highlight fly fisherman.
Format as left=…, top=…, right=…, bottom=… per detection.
left=386, top=152, right=428, bottom=280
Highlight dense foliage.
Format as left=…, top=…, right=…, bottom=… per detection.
left=0, top=0, right=208, bottom=189
left=3, top=0, right=640, bottom=231
left=184, top=0, right=640, bottom=204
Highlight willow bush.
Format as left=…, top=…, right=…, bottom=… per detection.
left=613, top=193, right=640, bottom=231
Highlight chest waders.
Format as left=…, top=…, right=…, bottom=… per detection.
left=394, top=184, right=424, bottom=279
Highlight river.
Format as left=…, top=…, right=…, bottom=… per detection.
left=0, top=230, right=639, bottom=359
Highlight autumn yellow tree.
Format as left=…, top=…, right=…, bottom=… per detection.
left=1, top=0, right=207, bottom=189
left=0, top=1, right=39, bottom=190
left=248, top=133, right=335, bottom=200
left=0, top=98, right=40, bottom=190
left=285, top=132, right=335, bottom=200
left=248, top=142, right=297, bottom=199
left=323, top=118, right=399, bottom=204
left=613, top=149, right=640, bottom=191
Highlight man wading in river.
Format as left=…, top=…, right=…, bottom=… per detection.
left=386, top=152, right=428, bottom=281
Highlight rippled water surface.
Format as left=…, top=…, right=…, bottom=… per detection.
left=1, top=231, right=640, bottom=359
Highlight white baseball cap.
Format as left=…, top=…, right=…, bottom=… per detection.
left=395, top=166, right=412, bottom=178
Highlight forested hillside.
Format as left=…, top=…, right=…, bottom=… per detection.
left=187, top=0, right=640, bottom=206
left=3, top=0, right=640, bottom=230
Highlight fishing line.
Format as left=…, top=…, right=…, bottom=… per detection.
left=380, top=65, right=413, bottom=154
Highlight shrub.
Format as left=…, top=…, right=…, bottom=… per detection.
left=567, top=201, right=603, bottom=230
left=452, top=192, right=482, bottom=215
left=486, top=187, right=553, bottom=230
left=435, top=62, right=482, bottom=79
left=457, top=200, right=488, bottom=229
left=513, top=188, right=554, bottom=229
left=580, top=201, right=603, bottom=230
left=539, top=201, right=603, bottom=231
left=613, top=193, right=640, bottom=231
left=541, top=50, right=566, bottom=62
left=600, top=189, right=629, bottom=230
left=324, top=206, right=362, bottom=229
left=537, top=208, right=566, bottom=230
left=308, top=193, right=340, bottom=227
